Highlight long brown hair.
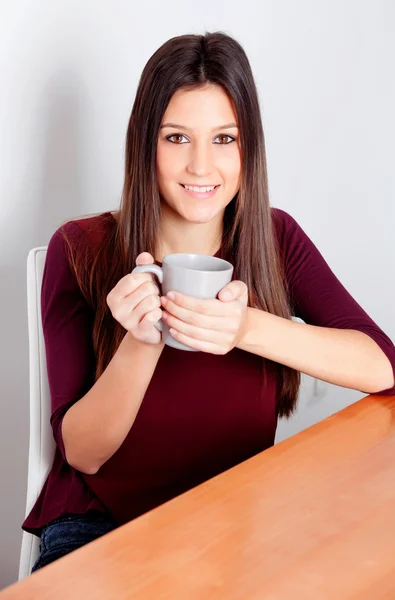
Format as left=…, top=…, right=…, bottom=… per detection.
left=61, top=31, right=301, bottom=418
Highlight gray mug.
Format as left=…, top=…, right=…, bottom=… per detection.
left=132, top=253, right=234, bottom=351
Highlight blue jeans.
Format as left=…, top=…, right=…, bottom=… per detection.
left=31, top=512, right=118, bottom=574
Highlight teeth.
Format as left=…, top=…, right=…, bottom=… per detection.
left=183, top=185, right=216, bottom=193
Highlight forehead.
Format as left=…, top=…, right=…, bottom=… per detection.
left=162, top=85, right=238, bottom=128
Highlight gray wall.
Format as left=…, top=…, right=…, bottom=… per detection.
left=1, top=0, right=394, bottom=588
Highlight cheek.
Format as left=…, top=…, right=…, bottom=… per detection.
left=157, top=144, right=183, bottom=182
left=222, top=154, right=241, bottom=186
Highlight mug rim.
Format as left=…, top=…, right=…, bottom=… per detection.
left=162, top=253, right=233, bottom=273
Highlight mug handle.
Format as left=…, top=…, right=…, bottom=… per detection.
left=131, top=264, right=164, bottom=332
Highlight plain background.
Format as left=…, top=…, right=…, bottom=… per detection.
left=1, top=0, right=394, bottom=588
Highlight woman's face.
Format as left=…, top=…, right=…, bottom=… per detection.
left=156, top=84, right=241, bottom=225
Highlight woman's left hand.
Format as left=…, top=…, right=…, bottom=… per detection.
left=160, top=281, right=249, bottom=355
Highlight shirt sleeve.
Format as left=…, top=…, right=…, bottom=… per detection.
left=41, top=222, right=96, bottom=460
left=273, top=208, right=395, bottom=395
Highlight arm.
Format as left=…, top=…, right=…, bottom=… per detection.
left=62, top=331, right=164, bottom=474
left=237, top=309, right=394, bottom=393
left=237, top=209, right=395, bottom=395
left=43, top=223, right=164, bottom=476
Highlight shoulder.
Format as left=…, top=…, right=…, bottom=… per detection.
left=270, top=207, right=319, bottom=281
left=271, top=207, right=301, bottom=240
left=57, top=211, right=116, bottom=243
left=43, top=212, right=118, bottom=305
left=270, top=207, right=308, bottom=258
left=47, top=211, right=117, bottom=256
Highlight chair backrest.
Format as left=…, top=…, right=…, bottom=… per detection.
left=18, top=247, right=55, bottom=580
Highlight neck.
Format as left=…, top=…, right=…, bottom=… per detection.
left=155, top=204, right=224, bottom=260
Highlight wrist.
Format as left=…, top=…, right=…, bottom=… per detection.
left=113, top=331, right=164, bottom=370
left=124, top=331, right=165, bottom=353
left=236, top=307, right=272, bottom=354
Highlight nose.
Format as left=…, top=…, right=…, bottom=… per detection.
left=186, top=141, right=214, bottom=178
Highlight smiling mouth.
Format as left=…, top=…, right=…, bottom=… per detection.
left=180, top=184, right=220, bottom=189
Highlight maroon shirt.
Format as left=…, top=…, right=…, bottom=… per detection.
left=22, top=209, right=395, bottom=536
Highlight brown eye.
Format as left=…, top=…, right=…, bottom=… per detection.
left=215, top=135, right=235, bottom=144
left=167, top=134, right=187, bottom=144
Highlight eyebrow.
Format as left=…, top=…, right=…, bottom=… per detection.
left=160, top=122, right=238, bottom=132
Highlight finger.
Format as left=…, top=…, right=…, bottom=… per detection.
left=111, top=275, right=159, bottom=302
left=163, top=307, right=235, bottom=335
left=162, top=299, right=236, bottom=332
left=123, top=282, right=160, bottom=312
left=168, top=328, right=221, bottom=354
left=218, top=281, right=248, bottom=302
left=162, top=293, right=227, bottom=317
left=119, top=292, right=161, bottom=328
left=139, top=306, right=163, bottom=328
left=136, top=252, right=155, bottom=266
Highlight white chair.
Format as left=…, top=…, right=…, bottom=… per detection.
left=18, top=247, right=55, bottom=580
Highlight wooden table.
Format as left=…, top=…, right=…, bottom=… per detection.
left=3, top=394, right=395, bottom=599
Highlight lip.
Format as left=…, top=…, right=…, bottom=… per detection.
left=181, top=184, right=219, bottom=187
left=179, top=184, right=220, bottom=199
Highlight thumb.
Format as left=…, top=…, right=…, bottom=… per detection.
left=136, top=252, right=155, bottom=266
left=218, top=281, right=248, bottom=302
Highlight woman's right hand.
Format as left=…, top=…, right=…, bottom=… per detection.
left=106, top=252, right=163, bottom=345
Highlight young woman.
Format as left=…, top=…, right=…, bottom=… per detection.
left=24, top=31, right=395, bottom=573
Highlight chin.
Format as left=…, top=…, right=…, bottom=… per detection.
left=179, top=206, right=223, bottom=224
left=161, top=194, right=226, bottom=224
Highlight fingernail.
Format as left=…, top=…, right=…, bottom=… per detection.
left=221, top=291, right=232, bottom=300
left=161, top=296, right=167, bottom=305
left=167, top=291, right=175, bottom=300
